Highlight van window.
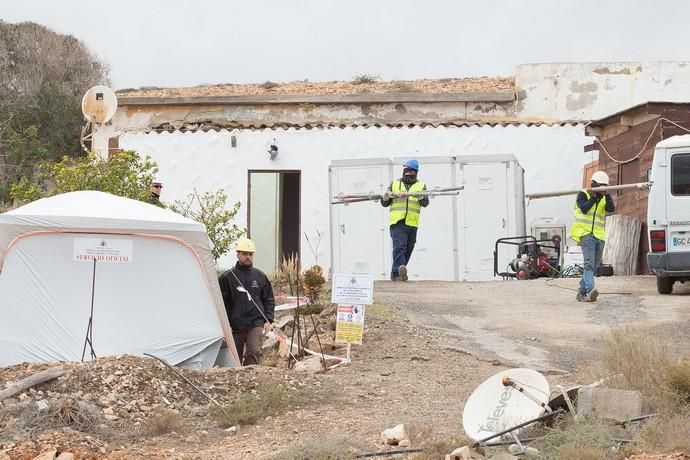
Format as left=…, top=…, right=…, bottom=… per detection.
left=671, top=153, right=690, bottom=196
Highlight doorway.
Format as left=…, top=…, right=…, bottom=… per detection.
left=248, top=171, right=300, bottom=272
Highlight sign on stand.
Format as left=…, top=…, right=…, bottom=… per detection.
left=331, top=273, right=373, bottom=305
left=335, top=305, right=365, bottom=345
left=332, top=274, right=373, bottom=363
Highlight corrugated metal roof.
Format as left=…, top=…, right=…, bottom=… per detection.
left=116, top=76, right=514, bottom=98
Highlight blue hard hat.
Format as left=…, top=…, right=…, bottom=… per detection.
left=404, top=159, right=419, bottom=171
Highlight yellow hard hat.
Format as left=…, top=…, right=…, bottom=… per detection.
left=235, top=238, right=256, bottom=253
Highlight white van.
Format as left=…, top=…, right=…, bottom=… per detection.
left=647, top=134, right=690, bottom=294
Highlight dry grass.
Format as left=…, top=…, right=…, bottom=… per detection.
left=412, top=436, right=474, bottom=460
left=0, top=398, right=103, bottom=441
left=352, top=73, right=380, bottom=85
left=599, top=326, right=690, bottom=412
left=146, top=408, right=183, bottom=435
left=538, top=418, right=613, bottom=460
left=665, top=357, right=690, bottom=403
left=600, top=326, right=671, bottom=397
left=527, top=325, right=690, bottom=458
left=623, top=412, right=690, bottom=457
left=271, top=254, right=302, bottom=296
left=272, top=433, right=364, bottom=460
left=212, top=383, right=289, bottom=428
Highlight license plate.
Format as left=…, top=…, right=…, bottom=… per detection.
left=671, top=233, right=690, bottom=248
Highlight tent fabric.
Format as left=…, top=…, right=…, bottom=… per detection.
left=0, top=191, right=241, bottom=368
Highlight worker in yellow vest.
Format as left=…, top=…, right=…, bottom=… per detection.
left=569, top=171, right=615, bottom=302
left=380, top=159, right=429, bottom=281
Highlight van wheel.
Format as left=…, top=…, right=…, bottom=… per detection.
left=657, top=276, right=674, bottom=294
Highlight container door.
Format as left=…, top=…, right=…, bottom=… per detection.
left=459, top=162, right=509, bottom=280
left=405, top=162, right=458, bottom=281
left=330, top=165, right=389, bottom=277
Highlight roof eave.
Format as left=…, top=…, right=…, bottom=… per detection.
left=117, top=90, right=525, bottom=106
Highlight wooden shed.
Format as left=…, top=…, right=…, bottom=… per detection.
left=585, top=102, right=690, bottom=274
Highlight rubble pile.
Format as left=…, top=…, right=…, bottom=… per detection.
left=0, top=355, right=326, bottom=459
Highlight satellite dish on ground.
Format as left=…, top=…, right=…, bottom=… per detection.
left=462, top=368, right=550, bottom=442
left=81, top=86, right=118, bottom=124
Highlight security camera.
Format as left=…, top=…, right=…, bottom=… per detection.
left=268, top=143, right=278, bottom=160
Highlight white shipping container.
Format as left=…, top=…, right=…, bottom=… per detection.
left=330, top=155, right=526, bottom=281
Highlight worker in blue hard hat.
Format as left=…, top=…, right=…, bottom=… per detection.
left=380, top=158, right=429, bottom=281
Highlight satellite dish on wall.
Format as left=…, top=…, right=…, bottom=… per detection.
left=81, top=86, right=118, bottom=124
left=462, top=368, right=550, bottom=441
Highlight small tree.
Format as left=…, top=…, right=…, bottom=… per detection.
left=10, top=150, right=158, bottom=204
left=169, top=189, right=245, bottom=262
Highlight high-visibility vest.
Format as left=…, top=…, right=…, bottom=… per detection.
left=389, top=180, right=425, bottom=227
left=569, top=190, right=607, bottom=242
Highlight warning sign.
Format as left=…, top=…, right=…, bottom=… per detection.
left=335, top=304, right=365, bottom=345
left=73, top=238, right=133, bottom=263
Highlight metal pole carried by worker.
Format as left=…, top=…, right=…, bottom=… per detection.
left=331, top=158, right=463, bottom=281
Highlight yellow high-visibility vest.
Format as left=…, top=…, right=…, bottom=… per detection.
left=569, top=190, right=607, bottom=242
left=389, top=180, right=425, bottom=227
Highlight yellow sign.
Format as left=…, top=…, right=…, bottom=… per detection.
left=335, top=304, right=365, bottom=345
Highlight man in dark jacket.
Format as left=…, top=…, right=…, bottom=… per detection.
left=218, top=238, right=275, bottom=365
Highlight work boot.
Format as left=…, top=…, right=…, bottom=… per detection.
left=399, top=265, right=408, bottom=281
left=576, top=291, right=584, bottom=301
left=390, top=275, right=400, bottom=281
left=588, top=289, right=599, bottom=302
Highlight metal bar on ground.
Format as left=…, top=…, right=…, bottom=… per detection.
left=525, top=182, right=652, bottom=200
left=144, top=352, right=231, bottom=419
left=471, top=409, right=564, bottom=447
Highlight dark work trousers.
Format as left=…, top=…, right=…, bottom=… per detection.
left=389, top=221, right=418, bottom=279
left=233, top=326, right=264, bottom=365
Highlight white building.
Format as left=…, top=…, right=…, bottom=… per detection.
left=92, top=62, right=690, bottom=280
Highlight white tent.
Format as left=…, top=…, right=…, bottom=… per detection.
left=0, top=191, right=240, bottom=368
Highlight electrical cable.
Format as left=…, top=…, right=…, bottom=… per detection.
left=594, top=117, right=690, bottom=165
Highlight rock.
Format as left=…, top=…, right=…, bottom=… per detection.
left=381, top=424, right=407, bottom=446
left=103, top=414, right=119, bottom=421
left=36, top=399, right=50, bottom=411
left=103, top=407, right=115, bottom=415
left=225, top=426, right=238, bottom=434
left=31, top=450, right=57, bottom=460
left=184, top=435, right=199, bottom=444
left=577, top=387, right=642, bottom=422
left=446, top=445, right=484, bottom=460
left=56, top=454, right=75, bottom=460
left=399, top=439, right=411, bottom=447
left=293, top=355, right=325, bottom=373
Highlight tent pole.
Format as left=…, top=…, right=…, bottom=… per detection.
left=81, top=258, right=98, bottom=361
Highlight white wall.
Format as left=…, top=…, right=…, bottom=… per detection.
left=120, top=124, right=592, bottom=272
left=517, top=62, right=690, bottom=121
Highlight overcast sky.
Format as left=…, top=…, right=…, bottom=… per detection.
left=3, top=0, right=690, bottom=90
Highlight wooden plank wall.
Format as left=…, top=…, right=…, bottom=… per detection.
left=595, top=105, right=690, bottom=274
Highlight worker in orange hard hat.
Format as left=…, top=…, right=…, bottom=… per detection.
left=569, top=171, right=615, bottom=302
left=218, top=238, right=275, bottom=365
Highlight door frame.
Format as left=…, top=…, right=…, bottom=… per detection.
left=247, top=169, right=301, bottom=267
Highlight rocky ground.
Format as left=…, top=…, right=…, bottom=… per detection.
left=1, top=276, right=688, bottom=459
